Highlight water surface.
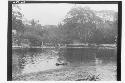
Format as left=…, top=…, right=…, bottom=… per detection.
left=12, top=47, right=117, bottom=80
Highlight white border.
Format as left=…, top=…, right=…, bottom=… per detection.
left=0, top=0, right=124, bottom=82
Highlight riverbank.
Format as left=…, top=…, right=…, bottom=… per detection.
left=13, top=62, right=116, bottom=81
left=12, top=44, right=117, bottom=49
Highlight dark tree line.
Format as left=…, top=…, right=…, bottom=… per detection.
left=12, top=5, right=118, bottom=46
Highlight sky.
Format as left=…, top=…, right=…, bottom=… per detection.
left=17, top=3, right=118, bottom=25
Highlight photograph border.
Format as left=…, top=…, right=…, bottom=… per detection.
left=7, top=1, right=122, bottom=81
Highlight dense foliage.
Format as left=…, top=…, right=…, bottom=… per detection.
left=12, top=5, right=118, bottom=46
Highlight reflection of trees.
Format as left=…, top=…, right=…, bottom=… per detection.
left=58, top=47, right=117, bottom=64
left=59, top=48, right=95, bottom=63
left=12, top=49, right=27, bottom=72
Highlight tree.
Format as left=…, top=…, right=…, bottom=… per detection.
left=62, top=6, right=103, bottom=43
left=12, top=4, right=24, bottom=32
left=92, top=11, right=118, bottom=44
left=30, top=19, right=39, bottom=26
left=12, top=4, right=24, bottom=45
left=61, top=6, right=117, bottom=44
left=22, top=21, right=49, bottom=46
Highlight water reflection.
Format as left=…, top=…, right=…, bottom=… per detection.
left=12, top=47, right=117, bottom=76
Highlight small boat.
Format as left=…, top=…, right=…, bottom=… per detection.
left=56, top=63, right=68, bottom=66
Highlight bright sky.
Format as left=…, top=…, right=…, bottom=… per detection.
left=18, top=3, right=118, bottom=25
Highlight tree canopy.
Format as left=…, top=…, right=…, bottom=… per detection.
left=12, top=5, right=118, bottom=46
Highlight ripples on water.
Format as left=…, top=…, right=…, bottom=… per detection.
left=12, top=47, right=117, bottom=80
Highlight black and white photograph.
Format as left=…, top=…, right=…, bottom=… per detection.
left=8, top=1, right=122, bottom=81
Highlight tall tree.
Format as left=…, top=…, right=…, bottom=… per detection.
left=12, top=4, right=24, bottom=32
left=62, top=6, right=103, bottom=43
left=12, top=4, right=24, bottom=45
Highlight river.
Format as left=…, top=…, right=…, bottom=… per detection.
left=12, top=47, right=117, bottom=81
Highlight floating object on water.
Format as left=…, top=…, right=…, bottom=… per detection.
left=56, top=63, right=68, bottom=66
